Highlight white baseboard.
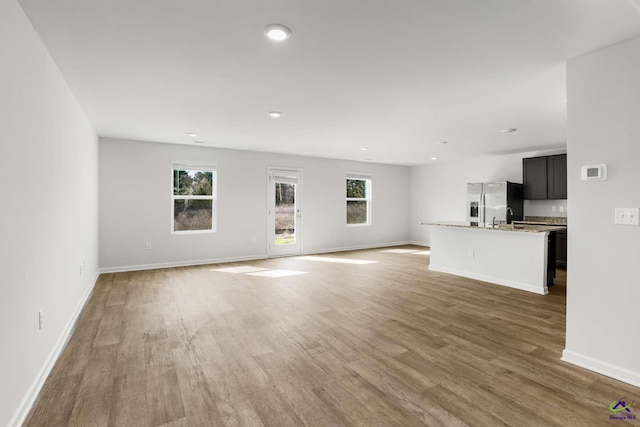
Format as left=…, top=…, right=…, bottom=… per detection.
left=561, top=349, right=640, bottom=388
left=303, top=241, right=411, bottom=255
left=8, top=271, right=100, bottom=427
left=99, top=253, right=270, bottom=274
left=408, top=240, right=429, bottom=247
left=100, top=242, right=417, bottom=274
left=428, top=264, right=548, bottom=295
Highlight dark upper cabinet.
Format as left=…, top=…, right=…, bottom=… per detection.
left=523, top=154, right=567, bottom=200
left=523, top=156, right=548, bottom=199
left=547, top=154, right=567, bottom=199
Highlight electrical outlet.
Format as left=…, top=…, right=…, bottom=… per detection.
left=468, top=250, right=475, bottom=259
left=38, top=310, right=43, bottom=330
left=552, top=206, right=557, bottom=212
left=615, top=208, right=639, bottom=225
left=559, top=206, right=565, bottom=213
left=146, top=242, right=153, bottom=250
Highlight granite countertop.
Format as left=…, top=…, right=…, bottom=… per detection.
left=523, top=216, right=567, bottom=225
left=427, top=222, right=567, bottom=233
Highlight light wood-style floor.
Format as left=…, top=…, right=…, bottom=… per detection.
left=25, top=246, right=637, bottom=426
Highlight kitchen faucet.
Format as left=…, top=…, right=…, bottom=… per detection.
left=506, top=206, right=514, bottom=222
left=493, top=207, right=514, bottom=228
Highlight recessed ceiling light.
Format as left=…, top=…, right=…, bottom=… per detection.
left=268, top=111, right=282, bottom=118
left=439, top=141, right=448, bottom=145
left=194, top=140, right=205, bottom=144
left=501, top=128, right=517, bottom=133
left=361, top=147, right=368, bottom=151
left=187, top=132, right=198, bottom=137
left=431, top=157, right=438, bottom=160
left=264, top=24, right=291, bottom=42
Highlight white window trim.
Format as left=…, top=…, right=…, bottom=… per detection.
left=171, top=161, right=217, bottom=234
left=346, top=172, right=372, bottom=226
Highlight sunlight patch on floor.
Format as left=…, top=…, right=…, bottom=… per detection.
left=211, top=266, right=270, bottom=274
left=247, top=270, right=308, bottom=278
left=295, top=256, right=377, bottom=265
left=380, top=248, right=430, bottom=255
left=411, top=250, right=431, bottom=255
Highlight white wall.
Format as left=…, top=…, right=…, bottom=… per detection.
left=563, top=36, right=640, bottom=386
left=0, top=1, right=99, bottom=425
left=99, top=138, right=410, bottom=270
left=409, top=148, right=566, bottom=245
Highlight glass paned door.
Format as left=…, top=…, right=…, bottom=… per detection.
left=269, top=169, right=302, bottom=257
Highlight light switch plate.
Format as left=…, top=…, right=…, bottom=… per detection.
left=614, top=208, right=639, bottom=225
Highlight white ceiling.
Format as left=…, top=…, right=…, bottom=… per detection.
left=18, top=0, right=640, bottom=165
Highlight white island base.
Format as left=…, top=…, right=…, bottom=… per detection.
left=429, top=224, right=553, bottom=295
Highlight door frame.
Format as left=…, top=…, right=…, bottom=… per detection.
left=267, top=167, right=303, bottom=257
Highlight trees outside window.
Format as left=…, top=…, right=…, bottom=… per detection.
left=346, top=174, right=371, bottom=225
left=172, top=163, right=216, bottom=233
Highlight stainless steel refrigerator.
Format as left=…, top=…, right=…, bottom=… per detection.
left=467, top=181, right=523, bottom=227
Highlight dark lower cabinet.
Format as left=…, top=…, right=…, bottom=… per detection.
left=547, top=233, right=556, bottom=286
left=548, top=230, right=568, bottom=286
left=556, top=230, right=567, bottom=269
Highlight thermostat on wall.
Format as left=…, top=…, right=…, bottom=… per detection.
left=581, top=164, right=607, bottom=181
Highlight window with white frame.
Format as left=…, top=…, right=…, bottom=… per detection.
left=172, top=163, right=216, bottom=233
left=346, top=173, right=371, bottom=225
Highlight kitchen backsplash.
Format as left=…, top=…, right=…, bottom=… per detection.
left=524, top=199, right=568, bottom=218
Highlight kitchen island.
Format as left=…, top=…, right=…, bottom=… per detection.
left=428, top=222, right=566, bottom=295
